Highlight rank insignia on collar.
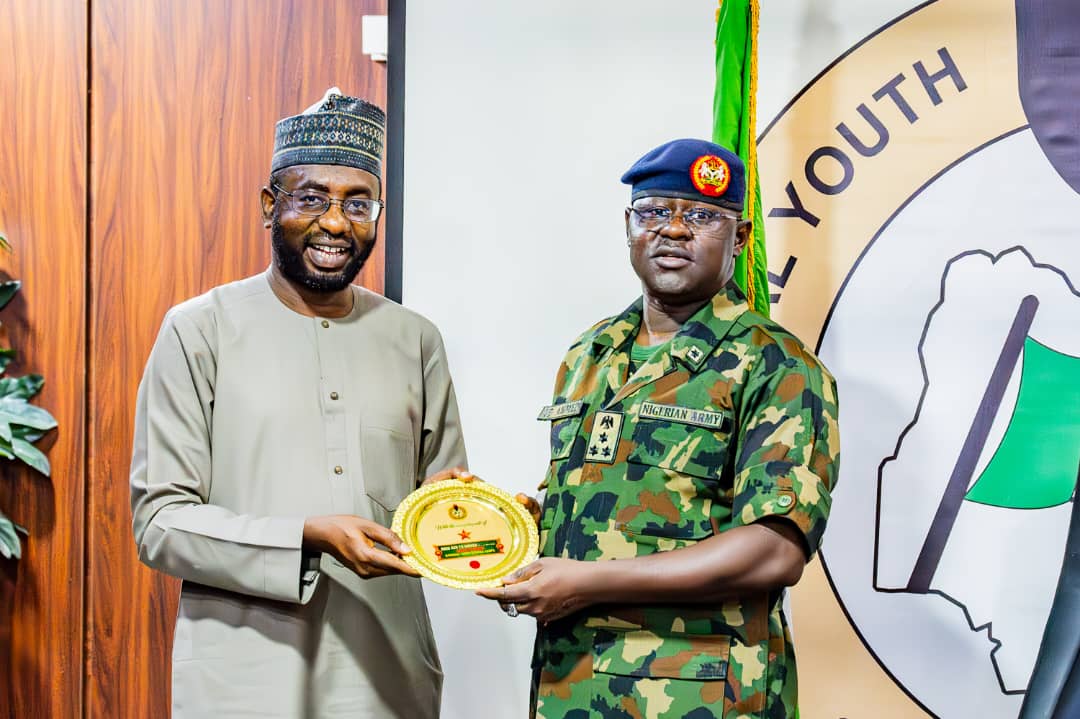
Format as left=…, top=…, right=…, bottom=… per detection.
left=690, top=154, right=731, bottom=197
left=686, top=346, right=705, bottom=363
left=585, top=411, right=623, bottom=464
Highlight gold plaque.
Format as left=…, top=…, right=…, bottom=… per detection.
left=392, top=479, right=539, bottom=589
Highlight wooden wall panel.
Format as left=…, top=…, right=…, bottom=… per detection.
left=0, top=2, right=87, bottom=718
left=87, top=2, right=387, bottom=715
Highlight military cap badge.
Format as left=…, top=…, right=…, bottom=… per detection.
left=622, top=138, right=745, bottom=211
left=690, top=155, right=731, bottom=197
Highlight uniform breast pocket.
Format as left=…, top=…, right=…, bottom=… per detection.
left=628, top=414, right=731, bottom=480
left=621, top=416, right=732, bottom=543
left=539, top=400, right=586, bottom=462
left=360, top=418, right=416, bottom=512
left=549, top=415, right=583, bottom=461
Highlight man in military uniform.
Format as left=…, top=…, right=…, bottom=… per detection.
left=479, top=138, right=839, bottom=718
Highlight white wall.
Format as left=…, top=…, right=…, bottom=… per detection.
left=402, top=2, right=914, bottom=716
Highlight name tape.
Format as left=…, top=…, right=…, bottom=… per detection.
left=537, top=400, right=585, bottom=421
left=639, top=401, right=730, bottom=431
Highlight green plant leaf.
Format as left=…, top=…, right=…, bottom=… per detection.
left=12, top=437, right=49, bottom=476
left=0, top=513, right=21, bottom=559
left=0, top=398, right=57, bottom=430
left=0, top=421, right=11, bottom=444
left=0, top=348, right=15, bottom=373
left=0, top=374, right=44, bottom=400
left=12, top=426, right=44, bottom=442
left=0, top=281, right=20, bottom=312
left=0, top=439, right=14, bottom=460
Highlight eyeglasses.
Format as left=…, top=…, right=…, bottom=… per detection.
left=272, top=182, right=384, bottom=223
left=629, top=205, right=740, bottom=232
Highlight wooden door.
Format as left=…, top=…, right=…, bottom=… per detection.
left=0, top=1, right=88, bottom=717
left=86, top=2, right=387, bottom=715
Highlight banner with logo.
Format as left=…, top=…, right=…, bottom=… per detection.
left=762, top=0, right=1080, bottom=716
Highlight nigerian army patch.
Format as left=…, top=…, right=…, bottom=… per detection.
left=639, top=401, right=731, bottom=432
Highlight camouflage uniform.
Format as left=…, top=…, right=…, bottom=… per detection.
left=533, top=283, right=839, bottom=719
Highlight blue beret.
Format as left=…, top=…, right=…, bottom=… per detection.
left=620, top=138, right=746, bottom=212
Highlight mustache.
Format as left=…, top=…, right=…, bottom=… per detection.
left=651, top=243, right=692, bottom=260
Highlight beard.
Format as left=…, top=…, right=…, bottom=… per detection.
left=270, top=219, right=373, bottom=292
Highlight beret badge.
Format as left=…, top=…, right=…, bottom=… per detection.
left=690, top=155, right=731, bottom=197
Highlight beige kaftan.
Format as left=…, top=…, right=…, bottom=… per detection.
left=130, top=272, right=467, bottom=718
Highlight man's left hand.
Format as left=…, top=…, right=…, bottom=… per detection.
left=475, top=558, right=597, bottom=623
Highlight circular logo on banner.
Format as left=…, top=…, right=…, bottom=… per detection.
left=690, top=154, right=731, bottom=197
left=757, top=0, right=1080, bottom=717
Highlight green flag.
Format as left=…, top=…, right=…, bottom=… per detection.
left=713, top=0, right=769, bottom=317
left=965, top=337, right=1080, bottom=509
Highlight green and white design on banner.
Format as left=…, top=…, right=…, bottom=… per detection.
left=963, top=337, right=1080, bottom=511
left=872, top=249, right=1080, bottom=702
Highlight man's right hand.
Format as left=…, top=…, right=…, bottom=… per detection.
left=302, top=515, right=420, bottom=579
left=421, top=465, right=475, bottom=486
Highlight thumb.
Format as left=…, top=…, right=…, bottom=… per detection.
left=502, top=559, right=542, bottom=585
left=515, top=493, right=541, bottom=524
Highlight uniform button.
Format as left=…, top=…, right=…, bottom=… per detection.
left=321, top=320, right=330, bottom=328
left=330, top=391, right=339, bottom=400
left=777, top=495, right=793, bottom=508
left=334, top=465, right=343, bottom=475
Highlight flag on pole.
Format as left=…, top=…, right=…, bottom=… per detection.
left=713, top=0, right=769, bottom=317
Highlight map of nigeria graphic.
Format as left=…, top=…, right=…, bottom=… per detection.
left=875, top=246, right=1080, bottom=695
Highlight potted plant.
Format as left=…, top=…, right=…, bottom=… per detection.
left=0, top=232, right=57, bottom=560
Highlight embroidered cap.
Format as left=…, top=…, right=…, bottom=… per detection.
left=620, top=138, right=746, bottom=212
left=271, top=87, right=385, bottom=177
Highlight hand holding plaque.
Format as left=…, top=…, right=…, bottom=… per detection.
left=392, top=477, right=539, bottom=589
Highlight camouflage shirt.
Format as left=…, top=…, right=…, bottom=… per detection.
left=534, top=283, right=840, bottom=718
